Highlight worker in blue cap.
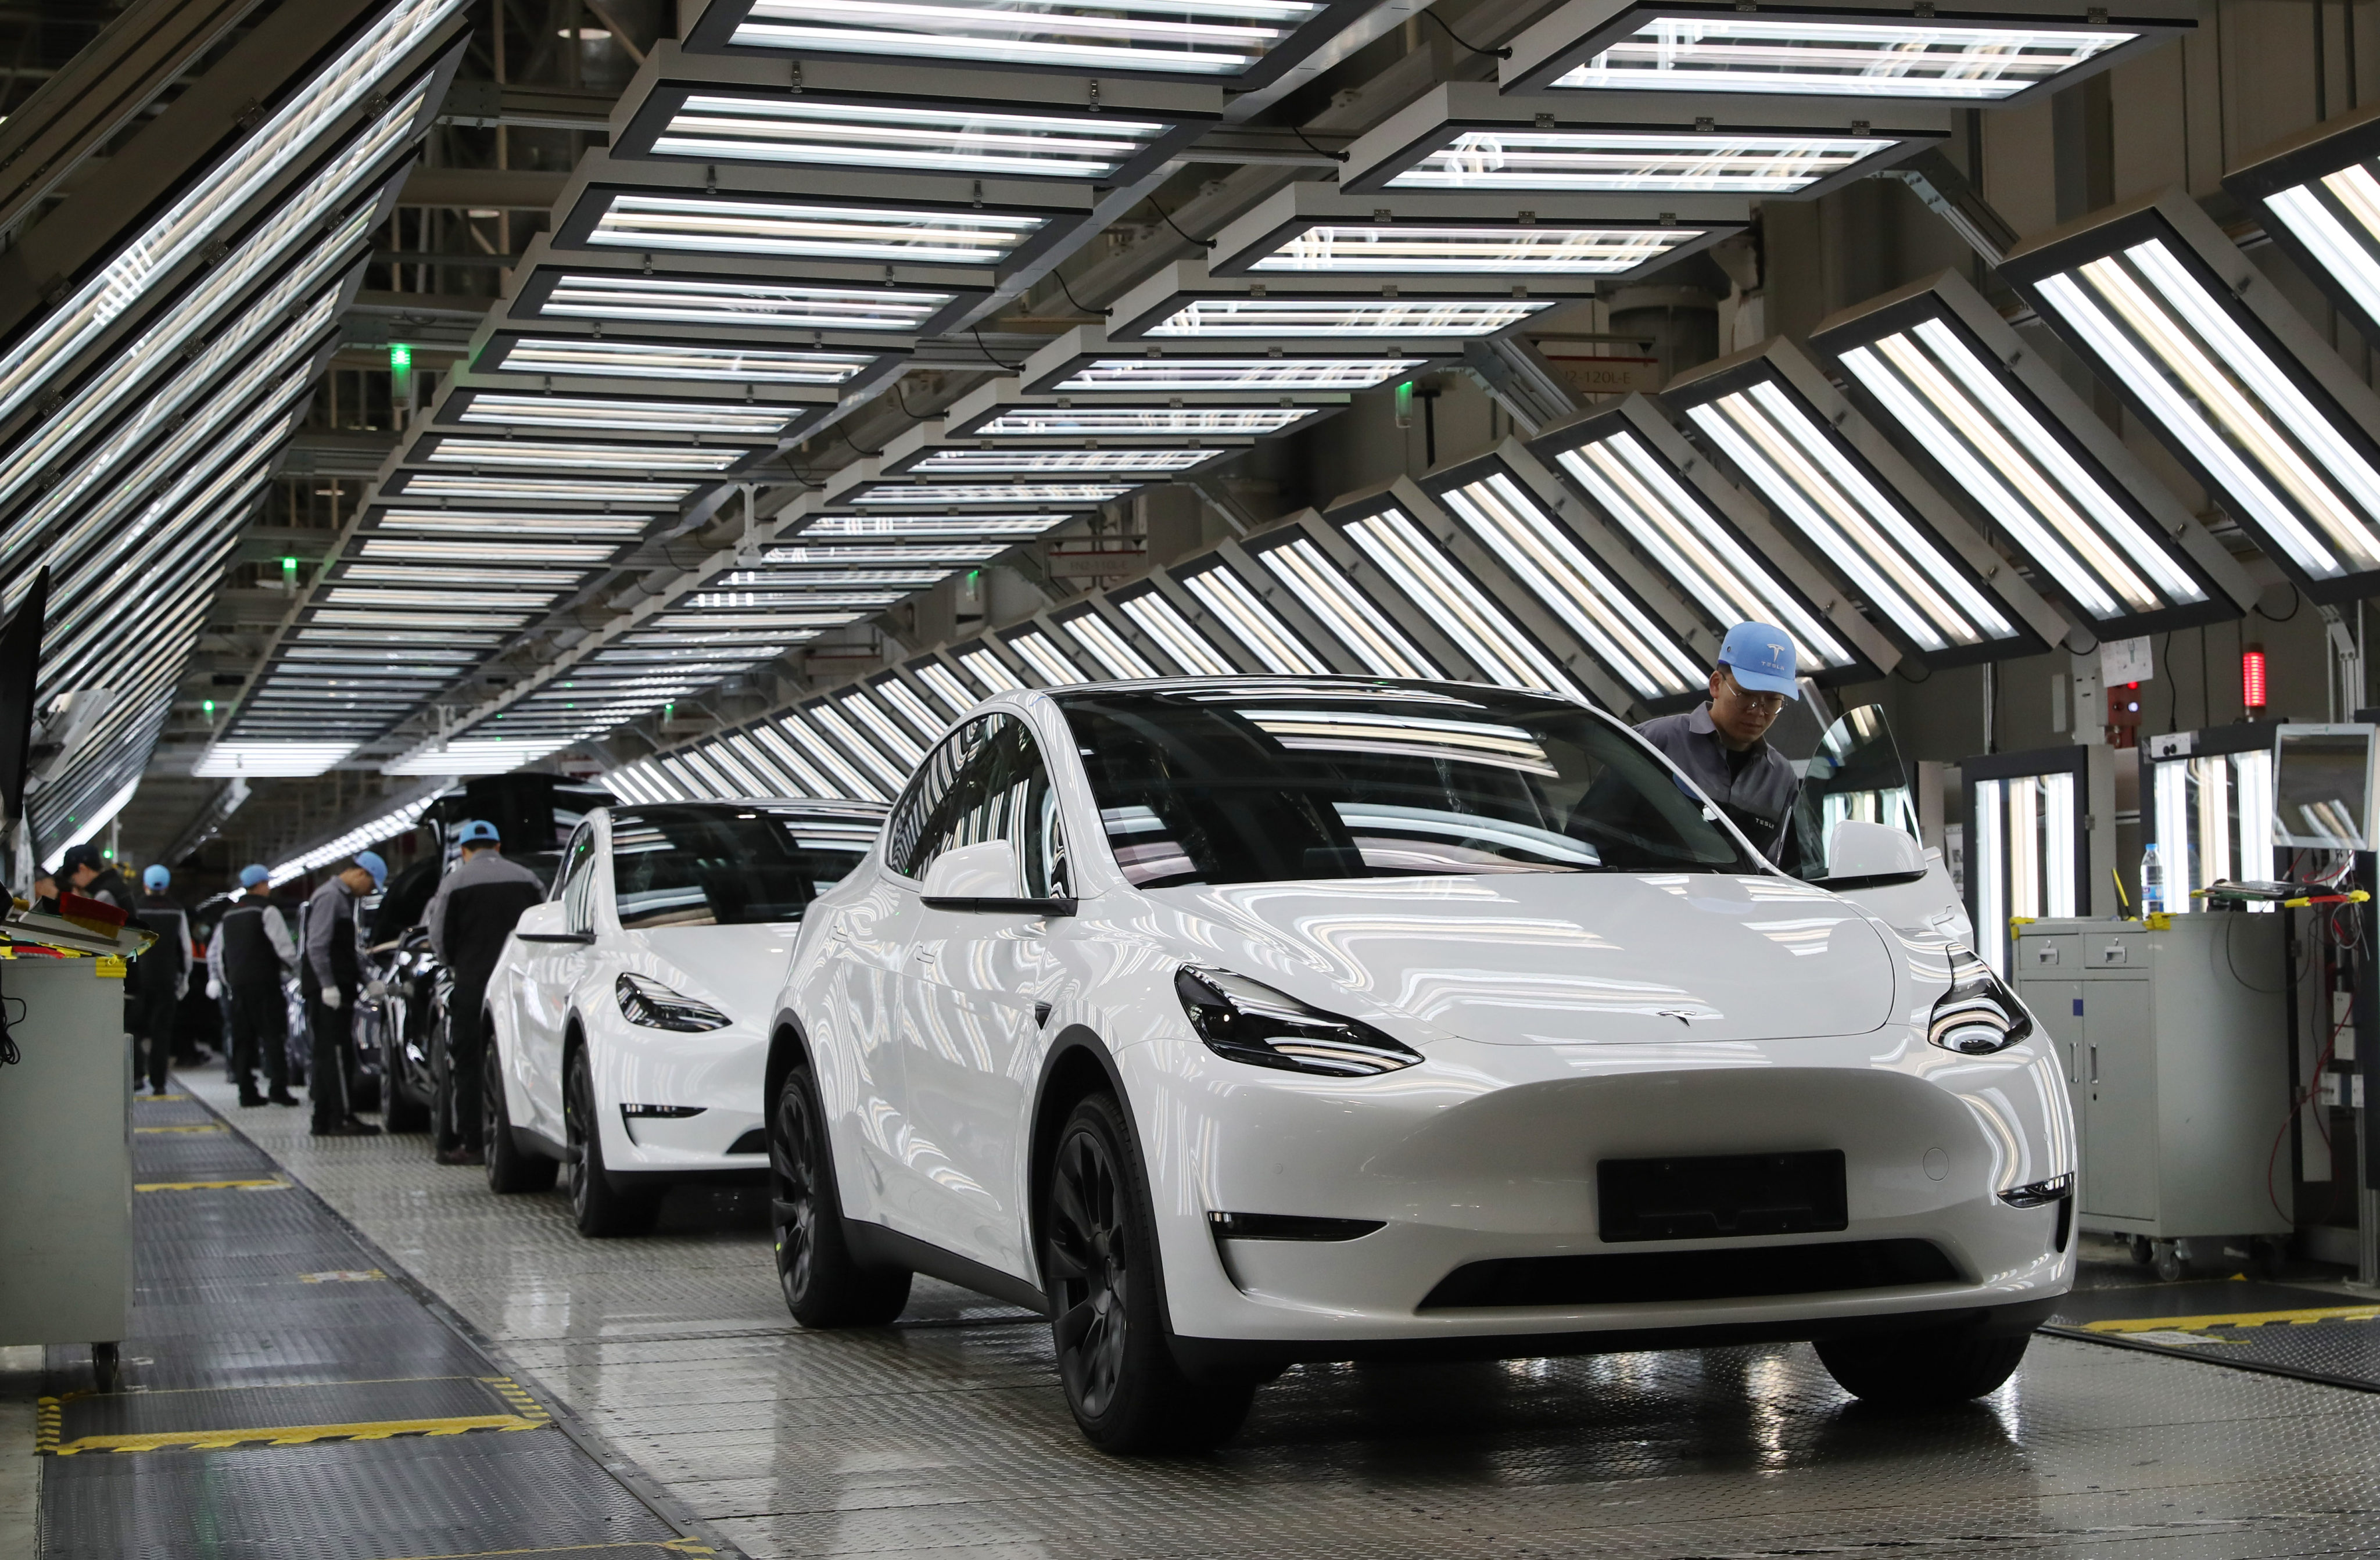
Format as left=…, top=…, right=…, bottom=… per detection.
left=422, top=821, right=546, bottom=1165
left=1636, top=621, right=1802, bottom=858
left=207, top=864, right=299, bottom=1106
left=302, top=850, right=388, bottom=1137
left=127, top=865, right=195, bottom=1096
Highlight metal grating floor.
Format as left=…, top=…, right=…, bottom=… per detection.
left=157, top=1070, right=2380, bottom=1559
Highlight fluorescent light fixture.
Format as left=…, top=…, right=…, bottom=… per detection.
left=521, top=268, right=966, bottom=333
left=803, top=704, right=911, bottom=789
left=193, top=740, right=361, bottom=778
left=872, top=676, right=951, bottom=741
left=1209, top=184, right=1750, bottom=277
left=1534, top=407, right=1862, bottom=675
left=1106, top=264, right=1570, bottom=340
left=1119, top=589, right=1239, bottom=675
left=762, top=542, right=1006, bottom=565
left=1332, top=500, right=1587, bottom=698
left=899, top=446, right=1228, bottom=475
left=0, top=0, right=461, bottom=431
left=480, top=332, right=884, bottom=385
left=1035, top=353, right=1427, bottom=394
left=336, top=564, right=582, bottom=591
left=2001, top=191, right=2380, bottom=604
left=911, top=660, right=979, bottom=715
left=955, top=645, right=1026, bottom=693
left=966, top=406, right=1324, bottom=437
left=1180, top=564, right=1329, bottom=674
left=577, top=189, right=1048, bottom=266
left=774, top=711, right=888, bottom=799
left=385, top=736, right=575, bottom=776
left=1811, top=269, right=2248, bottom=632
left=847, top=480, right=1135, bottom=504
left=1254, top=535, right=1441, bottom=679
left=836, top=690, right=927, bottom=765
left=1433, top=467, right=1705, bottom=701
left=386, top=471, right=701, bottom=504
left=443, top=389, right=801, bottom=439
left=1503, top=0, right=2173, bottom=102
left=650, top=91, right=1174, bottom=180
left=1005, top=628, right=1090, bottom=685
left=1668, top=349, right=2040, bottom=658
left=1342, top=84, right=1944, bottom=197
left=2228, top=107, right=2380, bottom=354
left=357, top=537, right=622, bottom=565
left=696, top=0, right=1345, bottom=85
left=1057, top=610, right=1160, bottom=679
left=370, top=509, right=656, bottom=537
left=415, top=435, right=744, bottom=472
left=801, top=510, right=1074, bottom=538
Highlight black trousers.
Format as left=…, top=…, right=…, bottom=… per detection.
left=435, top=967, right=494, bottom=1152
left=128, top=986, right=175, bottom=1092
left=227, top=979, right=289, bottom=1099
left=306, top=983, right=359, bottom=1129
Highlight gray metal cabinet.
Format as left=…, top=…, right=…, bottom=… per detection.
left=2013, top=916, right=2290, bottom=1243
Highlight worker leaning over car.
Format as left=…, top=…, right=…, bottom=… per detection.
left=303, top=851, right=386, bottom=1139
left=422, top=820, right=545, bottom=1167
left=1636, top=621, right=1801, bottom=860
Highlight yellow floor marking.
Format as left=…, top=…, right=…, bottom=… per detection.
left=368, top=1540, right=717, bottom=1560
left=134, top=1178, right=287, bottom=1192
left=46, top=1414, right=549, bottom=1454
left=299, top=1269, right=385, bottom=1283
left=134, top=1124, right=224, bottom=1134
left=2084, top=1304, right=2380, bottom=1334
left=137, top=1092, right=188, bottom=1101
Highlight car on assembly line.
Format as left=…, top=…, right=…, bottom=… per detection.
left=480, top=798, right=888, bottom=1234
left=764, top=677, right=2076, bottom=1453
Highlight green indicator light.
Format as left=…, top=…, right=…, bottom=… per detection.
left=1395, top=381, right=1413, bottom=425
left=202, top=700, right=215, bottom=715
left=389, top=343, right=412, bottom=371
left=281, top=557, right=298, bottom=573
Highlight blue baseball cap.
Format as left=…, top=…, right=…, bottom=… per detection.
left=353, top=850, right=388, bottom=889
left=456, top=819, right=500, bottom=846
left=239, top=864, right=270, bottom=888
left=143, top=865, right=170, bottom=891
left=1718, top=621, right=1800, bottom=699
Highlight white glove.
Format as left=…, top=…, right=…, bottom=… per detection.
left=206, top=979, right=221, bottom=999
left=321, top=987, right=342, bottom=1011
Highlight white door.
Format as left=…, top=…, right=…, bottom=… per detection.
left=902, top=714, right=1069, bottom=1279
left=519, top=822, right=601, bottom=1141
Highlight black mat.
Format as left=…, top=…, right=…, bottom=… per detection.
left=2047, top=1276, right=2380, bottom=1393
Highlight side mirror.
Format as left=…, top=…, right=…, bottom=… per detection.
left=921, top=839, right=1075, bottom=916
left=1827, top=819, right=1925, bottom=881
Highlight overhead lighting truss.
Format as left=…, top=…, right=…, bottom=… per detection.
left=1052, top=604, right=1163, bottom=679
left=1500, top=0, right=2188, bottom=103
left=938, top=376, right=1346, bottom=439
left=379, top=469, right=704, bottom=505
left=1021, top=326, right=1439, bottom=394
left=1999, top=188, right=2380, bottom=605
left=1105, top=261, right=1581, bottom=340
left=433, top=384, right=825, bottom=442
left=475, top=329, right=898, bottom=388
left=508, top=250, right=985, bottom=338
left=1662, top=339, right=2071, bottom=664
left=2228, top=105, right=2380, bottom=400
left=1810, top=267, right=2255, bottom=633
left=615, top=49, right=1217, bottom=185
left=1208, top=184, right=1750, bottom=276
left=1528, top=394, right=1893, bottom=682
left=1343, top=84, right=1947, bottom=197
left=1245, top=527, right=1444, bottom=680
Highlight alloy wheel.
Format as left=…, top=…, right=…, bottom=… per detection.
left=770, top=1077, right=820, bottom=1304
left=1046, top=1125, right=1129, bottom=1418
left=564, top=1052, right=594, bottom=1218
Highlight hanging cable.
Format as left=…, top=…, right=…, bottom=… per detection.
left=1419, top=8, right=1511, bottom=58
left=1289, top=124, right=1346, bottom=163
left=970, top=329, right=1020, bottom=371
left=1054, top=270, right=1096, bottom=317
left=1147, top=195, right=1215, bottom=250
left=837, top=428, right=881, bottom=458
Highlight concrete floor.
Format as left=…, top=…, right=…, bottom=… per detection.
left=183, top=1068, right=2380, bottom=1559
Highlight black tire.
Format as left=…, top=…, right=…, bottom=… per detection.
left=1043, top=1091, right=1254, bottom=1454
left=483, top=1031, right=556, bottom=1194
left=565, top=1044, right=658, bottom=1237
left=1816, top=1325, right=2033, bottom=1407
left=769, top=1059, right=910, bottom=1326
left=2128, top=1234, right=2153, bottom=1265
left=382, top=1027, right=429, bottom=1133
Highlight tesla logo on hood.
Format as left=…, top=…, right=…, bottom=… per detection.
left=1656, top=1009, right=1705, bottom=1024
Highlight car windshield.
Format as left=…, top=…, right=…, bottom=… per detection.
left=610, top=805, right=878, bottom=929
left=1060, top=685, right=1754, bottom=889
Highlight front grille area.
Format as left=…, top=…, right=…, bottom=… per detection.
left=1418, top=1238, right=1959, bottom=1311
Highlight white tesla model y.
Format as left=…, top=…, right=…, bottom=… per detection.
left=767, top=679, right=2073, bottom=1451
left=482, top=798, right=886, bottom=1235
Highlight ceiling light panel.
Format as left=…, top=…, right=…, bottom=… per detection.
left=1331, top=499, right=1589, bottom=698
left=835, top=689, right=927, bottom=765
left=801, top=510, right=1077, bottom=538
left=804, top=704, right=914, bottom=790
left=897, top=446, right=1228, bottom=476
left=1056, top=609, right=1161, bottom=679
left=648, top=91, right=1177, bottom=181
left=2227, top=109, right=2380, bottom=352
left=844, top=480, right=1137, bottom=505
left=1251, top=533, right=1442, bottom=679
left=570, top=188, right=1051, bottom=268
left=747, top=726, right=837, bottom=796
left=480, top=331, right=887, bottom=385
left=762, top=541, right=1008, bottom=566
left=962, top=405, right=1330, bottom=438
left=955, top=644, right=1027, bottom=693
left=1208, top=184, right=1751, bottom=277
left=367, top=508, right=658, bottom=536
left=910, top=659, right=980, bottom=715
left=517, top=267, right=972, bottom=333
left=193, top=741, right=361, bottom=779
left=355, top=536, right=623, bottom=566
left=1811, top=269, right=2246, bottom=632
left=1117, top=588, right=1241, bottom=675
left=1126, top=296, right=1555, bottom=338
left=871, top=675, right=952, bottom=741
left=1431, top=464, right=1706, bottom=702
left=1503, top=0, right=2177, bottom=102
left=691, top=0, right=1354, bottom=87
left=413, top=435, right=743, bottom=473
left=2001, top=191, right=2380, bottom=605
left=1003, top=627, right=1092, bottom=686
left=775, top=710, right=888, bottom=799
left=1532, top=405, right=1864, bottom=675
left=1342, top=84, right=1945, bottom=198
left=383, top=471, right=704, bottom=506
left=1668, top=353, right=2040, bottom=658
left=439, top=389, right=804, bottom=439
left=1178, top=564, right=1331, bottom=674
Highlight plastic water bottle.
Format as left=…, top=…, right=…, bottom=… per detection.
left=2140, top=842, right=2164, bottom=917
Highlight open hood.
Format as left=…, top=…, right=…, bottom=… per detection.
left=1149, top=872, right=1896, bottom=1046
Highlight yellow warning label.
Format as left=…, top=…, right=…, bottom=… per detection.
left=134, top=1125, right=225, bottom=1135
left=94, top=955, right=126, bottom=979
left=134, top=1178, right=288, bottom=1193
left=2084, top=1303, right=2380, bottom=1334
left=43, top=1413, right=549, bottom=1454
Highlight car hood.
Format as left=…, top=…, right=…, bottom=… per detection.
left=626, top=921, right=802, bottom=1025
left=1141, top=872, right=1896, bottom=1045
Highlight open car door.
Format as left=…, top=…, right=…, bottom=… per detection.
left=1788, top=705, right=1971, bottom=944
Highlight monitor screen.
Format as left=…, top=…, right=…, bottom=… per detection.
left=2273, top=724, right=2377, bottom=851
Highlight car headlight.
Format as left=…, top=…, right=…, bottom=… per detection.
left=614, top=971, right=732, bottom=1032
left=1926, top=947, right=2034, bottom=1056
left=1174, top=966, right=1422, bottom=1077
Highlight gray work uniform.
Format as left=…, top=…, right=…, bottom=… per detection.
left=1636, top=702, right=1798, bottom=859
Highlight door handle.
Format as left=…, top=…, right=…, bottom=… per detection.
left=2088, top=1043, right=2099, bottom=1084
left=912, top=947, right=935, bottom=964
